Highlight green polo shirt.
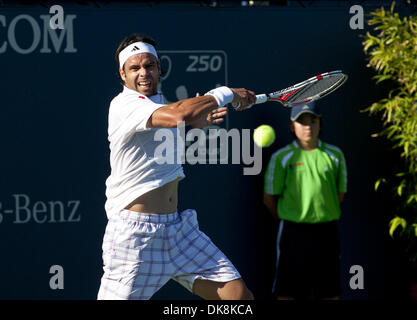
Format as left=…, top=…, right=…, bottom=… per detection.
left=264, top=140, right=347, bottom=223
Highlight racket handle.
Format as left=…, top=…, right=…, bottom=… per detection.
left=231, top=94, right=268, bottom=110
left=255, top=94, right=268, bottom=104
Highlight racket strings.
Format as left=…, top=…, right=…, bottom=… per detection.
left=287, top=75, right=345, bottom=103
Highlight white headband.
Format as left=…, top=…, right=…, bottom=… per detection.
left=118, top=41, right=158, bottom=69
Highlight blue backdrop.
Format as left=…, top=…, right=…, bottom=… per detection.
left=0, top=1, right=410, bottom=300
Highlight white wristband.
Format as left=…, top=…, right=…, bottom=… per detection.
left=204, top=86, right=234, bottom=108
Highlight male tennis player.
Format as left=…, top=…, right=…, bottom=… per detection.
left=97, top=33, right=255, bottom=300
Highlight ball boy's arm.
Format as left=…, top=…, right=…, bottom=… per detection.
left=338, top=192, right=345, bottom=204
left=263, top=193, right=280, bottom=221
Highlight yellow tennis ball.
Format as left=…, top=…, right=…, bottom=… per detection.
left=253, top=125, right=275, bottom=148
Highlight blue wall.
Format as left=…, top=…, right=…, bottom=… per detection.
left=0, top=1, right=410, bottom=299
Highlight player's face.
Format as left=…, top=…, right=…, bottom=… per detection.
left=120, top=53, right=161, bottom=96
left=291, top=113, right=320, bottom=144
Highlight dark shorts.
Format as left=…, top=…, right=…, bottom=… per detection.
left=273, top=220, right=340, bottom=300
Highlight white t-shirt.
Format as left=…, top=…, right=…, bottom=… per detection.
left=104, top=86, right=185, bottom=219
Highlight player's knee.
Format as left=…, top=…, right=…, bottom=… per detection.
left=241, top=288, right=254, bottom=300
left=226, top=280, right=254, bottom=300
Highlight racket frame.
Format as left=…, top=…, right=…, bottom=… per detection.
left=236, top=70, right=347, bottom=110
left=257, top=70, right=347, bottom=108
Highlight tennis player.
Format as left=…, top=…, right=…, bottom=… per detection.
left=97, top=33, right=255, bottom=300
left=263, top=102, right=347, bottom=300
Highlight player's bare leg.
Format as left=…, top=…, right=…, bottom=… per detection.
left=193, top=279, right=254, bottom=300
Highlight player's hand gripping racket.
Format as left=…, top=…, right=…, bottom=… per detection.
left=232, top=70, right=348, bottom=109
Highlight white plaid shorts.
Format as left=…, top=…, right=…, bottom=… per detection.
left=97, top=208, right=241, bottom=300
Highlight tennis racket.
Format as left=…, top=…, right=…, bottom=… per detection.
left=232, top=70, right=348, bottom=109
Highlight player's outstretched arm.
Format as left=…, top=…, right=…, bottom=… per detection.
left=147, top=87, right=256, bottom=128
left=191, top=93, right=228, bottom=129
left=147, top=95, right=217, bottom=128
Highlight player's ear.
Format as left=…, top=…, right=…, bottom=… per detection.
left=157, top=60, right=161, bottom=77
left=119, top=67, right=126, bottom=82
left=156, top=60, right=161, bottom=82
